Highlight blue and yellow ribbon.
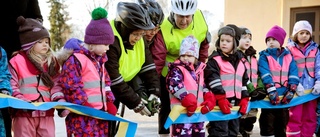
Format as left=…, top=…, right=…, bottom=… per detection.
left=0, top=94, right=137, bottom=137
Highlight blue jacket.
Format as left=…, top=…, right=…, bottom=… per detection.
left=0, top=46, right=12, bottom=94
left=287, top=39, right=320, bottom=89
left=258, top=47, right=299, bottom=95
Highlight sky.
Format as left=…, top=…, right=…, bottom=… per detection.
left=38, top=0, right=224, bottom=39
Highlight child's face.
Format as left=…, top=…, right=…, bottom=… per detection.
left=179, top=52, right=196, bottom=64
left=129, top=29, right=145, bottom=46
left=266, top=37, right=280, bottom=49
left=239, top=34, right=252, bottom=51
left=296, top=30, right=311, bottom=44
left=92, top=44, right=110, bottom=56
left=144, top=25, right=160, bottom=42
left=219, top=34, right=234, bottom=54
left=33, top=38, right=50, bottom=54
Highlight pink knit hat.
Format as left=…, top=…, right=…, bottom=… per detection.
left=292, top=20, right=312, bottom=36
left=265, top=25, right=286, bottom=46
left=179, top=35, right=199, bottom=59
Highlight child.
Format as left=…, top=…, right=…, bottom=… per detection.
left=9, top=16, right=68, bottom=137
left=0, top=46, right=13, bottom=137
left=204, top=26, right=250, bottom=137
left=166, top=35, right=215, bottom=137
left=258, top=25, right=299, bottom=137
left=238, top=27, right=265, bottom=137
left=59, top=7, right=117, bottom=136
left=286, top=20, right=320, bottom=137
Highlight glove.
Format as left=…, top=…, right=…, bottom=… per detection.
left=181, top=94, right=197, bottom=117
left=238, top=97, right=249, bottom=115
left=250, top=88, right=267, bottom=101
left=215, top=94, right=232, bottom=114
left=133, top=100, right=151, bottom=116
left=296, top=83, right=305, bottom=96
left=57, top=109, right=70, bottom=117
left=147, top=94, right=161, bottom=116
left=281, top=84, right=296, bottom=104
left=266, top=84, right=280, bottom=105
left=107, top=102, right=118, bottom=116
left=312, top=81, right=320, bottom=95
left=0, top=90, right=10, bottom=95
left=200, top=92, right=216, bottom=114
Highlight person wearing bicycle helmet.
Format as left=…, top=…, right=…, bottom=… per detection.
left=136, top=0, right=164, bottom=45
left=151, top=0, right=211, bottom=136
left=105, top=2, right=161, bottom=135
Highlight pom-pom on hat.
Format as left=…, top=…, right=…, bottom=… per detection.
left=179, top=35, right=199, bottom=59
left=17, top=16, right=50, bottom=51
left=85, top=7, right=114, bottom=45
left=292, top=20, right=312, bottom=36
left=265, top=25, right=286, bottom=46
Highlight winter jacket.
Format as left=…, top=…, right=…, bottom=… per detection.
left=152, top=10, right=210, bottom=76
left=287, top=40, right=320, bottom=89
left=105, top=24, right=160, bottom=109
left=59, top=39, right=114, bottom=109
left=258, top=47, right=299, bottom=94
left=166, top=59, right=208, bottom=107
left=204, top=50, right=249, bottom=98
left=0, top=46, right=12, bottom=93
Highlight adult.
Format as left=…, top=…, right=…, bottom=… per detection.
left=152, top=0, right=211, bottom=136
left=0, top=1, right=42, bottom=136
left=105, top=2, right=161, bottom=136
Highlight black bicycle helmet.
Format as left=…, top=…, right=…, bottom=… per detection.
left=116, top=2, right=154, bottom=30
left=136, top=0, right=164, bottom=26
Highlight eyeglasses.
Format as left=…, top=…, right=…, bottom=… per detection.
left=146, top=27, right=161, bottom=33
left=131, top=32, right=146, bottom=38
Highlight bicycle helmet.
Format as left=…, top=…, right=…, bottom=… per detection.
left=116, top=2, right=154, bottom=30
left=136, top=0, right=164, bottom=26
left=171, top=0, right=198, bottom=15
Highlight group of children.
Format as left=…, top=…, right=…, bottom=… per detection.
left=0, top=2, right=319, bottom=137
left=165, top=21, right=320, bottom=137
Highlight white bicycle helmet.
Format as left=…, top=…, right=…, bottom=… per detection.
left=171, top=0, right=197, bottom=15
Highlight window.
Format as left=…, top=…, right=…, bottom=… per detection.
left=290, top=6, right=320, bottom=44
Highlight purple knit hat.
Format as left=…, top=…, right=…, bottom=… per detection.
left=265, top=25, right=286, bottom=46
left=179, top=35, right=199, bottom=59
left=85, top=7, right=114, bottom=45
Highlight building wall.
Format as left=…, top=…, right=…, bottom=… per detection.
left=224, top=0, right=319, bottom=57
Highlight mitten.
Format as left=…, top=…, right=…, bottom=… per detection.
left=296, top=83, right=304, bottom=96
left=200, top=92, right=215, bottom=114
left=238, top=97, right=249, bottom=115
left=266, top=84, right=279, bottom=105
left=215, top=94, right=232, bottom=114
left=312, top=81, right=320, bottom=95
left=250, top=88, right=267, bottom=101
left=0, top=90, right=10, bottom=95
left=107, top=102, right=118, bottom=116
left=57, top=109, right=70, bottom=117
left=181, top=94, right=197, bottom=117
left=281, top=84, right=296, bottom=104
left=133, top=100, right=151, bottom=116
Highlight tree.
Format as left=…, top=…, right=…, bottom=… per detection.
left=48, top=0, right=71, bottom=51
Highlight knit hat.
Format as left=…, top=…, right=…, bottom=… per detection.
left=265, top=25, right=286, bottom=46
left=292, top=20, right=312, bottom=36
left=179, top=35, right=199, bottom=59
left=85, top=7, right=114, bottom=45
left=17, top=16, right=50, bottom=51
left=240, top=27, right=252, bottom=36
left=226, top=24, right=241, bottom=46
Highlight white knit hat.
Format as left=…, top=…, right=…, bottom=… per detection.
left=292, top=20, right=312, bottom=36
left=179, top=35, right=199, bottom=59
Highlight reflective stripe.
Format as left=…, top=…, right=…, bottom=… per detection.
left=221, top=74, right=243, bottom=81
left=140, top=63, right=156, bottom=73
left=173, top=87, right=188, bottom=100
left=83, top=81, right=101, bottom=89
left=286, top=131, right=300, bottom=135
left=111, top=76, right=124, bottom=86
